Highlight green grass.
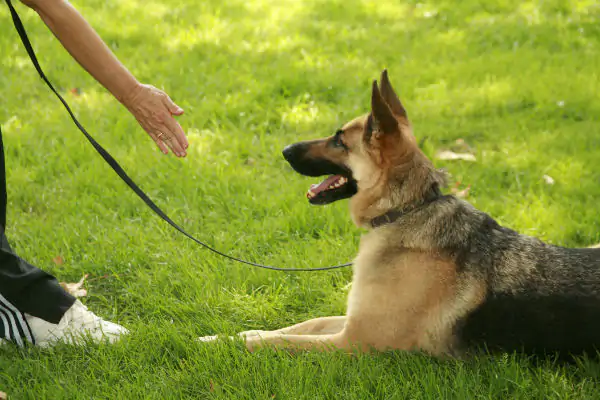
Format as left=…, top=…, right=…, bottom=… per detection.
left=1, top=0, right=600, bottom=398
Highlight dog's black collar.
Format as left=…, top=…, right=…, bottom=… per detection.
left=370, top=183, right=443, bottom=228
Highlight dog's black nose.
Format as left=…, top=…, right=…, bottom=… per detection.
left=282, top=145, right=295, bottom=162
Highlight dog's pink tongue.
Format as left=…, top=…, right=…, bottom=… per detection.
left=308, top=175, right=341, bottom=196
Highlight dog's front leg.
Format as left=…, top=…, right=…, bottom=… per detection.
left=238, top=316, right=346, bottom=338
left=198, top=316, right=347, bottom=344
left=244, top=331, right=352, bottom=352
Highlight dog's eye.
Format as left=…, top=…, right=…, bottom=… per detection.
left=332, top=130, right=348, bottom=150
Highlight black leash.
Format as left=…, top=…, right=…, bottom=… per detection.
left=4, top=0, right=352, bottom=272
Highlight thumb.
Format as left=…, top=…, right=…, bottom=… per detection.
left=164, top=95, right=184, bottom=116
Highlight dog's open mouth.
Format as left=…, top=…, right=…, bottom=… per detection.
left=306, top=174, right=357, bottom=205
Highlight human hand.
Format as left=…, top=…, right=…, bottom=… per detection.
left=122, top=83, right=188, bottom=157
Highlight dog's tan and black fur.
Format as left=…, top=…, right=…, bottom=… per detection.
left=200, top=71, right=600, bottom=358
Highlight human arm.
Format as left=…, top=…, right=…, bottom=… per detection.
left=19, top=0, right=188, bottom=157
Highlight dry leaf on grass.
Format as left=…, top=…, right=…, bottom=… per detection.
left=542, top=174, right=555, bottom=185
left=435, top=150, right=476, bottom=162
left=450, top=182, right=471, bottom=198
left=52, top=255, right=65, bottom=266
left=436, top=138, right=477, bottom=162
left=60, top=274, right=89, bottom=298
left=451, top=138, right=474, bottom=153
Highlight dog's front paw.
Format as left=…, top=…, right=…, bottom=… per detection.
left=197, top=330, right=271, bottom=349
left=197, top=332, right=259, bottom=344
left=197, top=334, right=220, bottom=343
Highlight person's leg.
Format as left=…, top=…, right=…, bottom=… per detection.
left=0, top=233, right=76, bottom=325
left=0, top=125, right=75, bottom=345
left=0, top=125, right=126, bottom=346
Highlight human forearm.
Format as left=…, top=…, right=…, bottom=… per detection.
left=19, top=0, right=188, bottom=156
left=22, top=0, right=140, bottom=105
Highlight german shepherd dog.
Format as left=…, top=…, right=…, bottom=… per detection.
left=200, top=71, right=600, bottom=359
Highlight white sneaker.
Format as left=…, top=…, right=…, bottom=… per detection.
left=25, top=300, right=129, bottom=347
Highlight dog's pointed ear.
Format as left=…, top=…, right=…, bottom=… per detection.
left=371, top=80, right=398, bottom=134
left=380, top=69, right=407, bottom=119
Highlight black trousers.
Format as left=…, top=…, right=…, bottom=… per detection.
left=0, top=125, right=75, bottom=344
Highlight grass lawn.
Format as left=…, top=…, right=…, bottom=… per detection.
left=1, top=0, right=600, bottom=398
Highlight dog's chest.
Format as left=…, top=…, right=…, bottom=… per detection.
left=345, top=233, right=486, bottom=354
